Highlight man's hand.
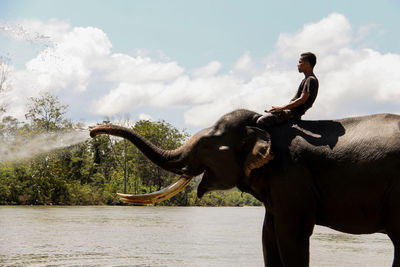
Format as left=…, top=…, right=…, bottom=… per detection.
left=267, top=91, right=309, bottom=113
left=269, top=106, right=284, bottom=113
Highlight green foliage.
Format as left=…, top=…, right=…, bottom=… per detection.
left=0, top=116, right=19, bottom=139
left=0, top=94, right=262, bottom=206
left=191, top=189, right=262, bottom=207
left=25, top=92, right=72, bottom=133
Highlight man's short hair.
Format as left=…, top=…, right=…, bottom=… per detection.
left=301, top=52, right=317, bottom=68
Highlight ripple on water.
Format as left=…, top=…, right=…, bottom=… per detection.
left=0, top=206, right=393, bottom=267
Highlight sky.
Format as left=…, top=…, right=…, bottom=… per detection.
left=0, top=0, right=399, bottom=133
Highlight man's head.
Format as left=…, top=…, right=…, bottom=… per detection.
left=298, top=52, right=316, bottom=74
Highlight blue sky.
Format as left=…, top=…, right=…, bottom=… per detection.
left=2, top=0, right=399, bottom=69
left=0, top=0, right=399, bottom=132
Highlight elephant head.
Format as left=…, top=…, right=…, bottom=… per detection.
left=90, top=109, right=273, bottom=204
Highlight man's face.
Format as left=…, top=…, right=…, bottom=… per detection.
left=297, top=57, right=309, bottom=73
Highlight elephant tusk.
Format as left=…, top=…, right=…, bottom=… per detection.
left=117, top=175, right=193, bottom=205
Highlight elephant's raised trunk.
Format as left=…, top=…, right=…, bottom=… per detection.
left=90, top=124, right=190, bottom=174
left=90, top=124, right=197, bottom=205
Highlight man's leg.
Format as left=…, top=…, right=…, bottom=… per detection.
left=256, top=110, right=300, bottom=129
left=256, top=113, right=279, bottom=129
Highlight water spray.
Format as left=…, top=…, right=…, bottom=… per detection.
left=0, top=129, right=90, bottom=163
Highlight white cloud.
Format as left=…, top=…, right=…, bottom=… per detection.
left=139, top=113, right=153, bottom=121
left=106, top=54, right=184, bottom=83
left=1, top=14, right=399, bottom=130
left=274, top=13, right=352, bottom=63
left=93, top=83, right=162, bottom=115
left=191, top=61, right=222, bottom=78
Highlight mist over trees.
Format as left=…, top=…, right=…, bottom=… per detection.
left=0, top=60, right=10, bottom=115
left=0, top=93, right=261, bottom=206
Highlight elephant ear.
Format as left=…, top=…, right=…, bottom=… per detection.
left=242, top=126, right=274, bottom=177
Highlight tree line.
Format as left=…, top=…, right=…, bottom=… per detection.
left=0, top=91, right=261, bottom=206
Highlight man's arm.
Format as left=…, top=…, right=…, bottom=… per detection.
left=269, top=92, right=309, bottom=113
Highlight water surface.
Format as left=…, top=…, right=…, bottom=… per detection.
left=0, top=206, right=393, bottom=266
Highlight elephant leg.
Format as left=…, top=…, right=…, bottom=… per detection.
left=274, top=217, right=314, bottom=267
left=393, top=243, right=400, bottom=267
left=267, top=168, right=316, bottom=266
left=263, top=211, right=283, bottom=267
left=386, top=191, right=400, bottom=266
left=386, top=218, right=400, bottom=266
left=387, top=226, right=400, bottom=267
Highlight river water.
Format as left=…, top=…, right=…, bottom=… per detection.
left=0, top=206, right=393, bottom=266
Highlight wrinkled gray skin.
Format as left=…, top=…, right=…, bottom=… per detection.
left=90, top=109, right=400, bottom=267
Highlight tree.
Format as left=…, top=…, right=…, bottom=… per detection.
left=25, top=92, right=71, bottom=133
left=130, top=120, right=190, bottom=204
left=90, top=121, right=117, bottom=182
left=0, top=116, right=19, bottom=140
left=19, top=93, right=73, bottom=204
left=0, top=59, right=11, bottom=114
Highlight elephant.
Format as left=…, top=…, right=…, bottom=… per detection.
left=90, top=109, right=400, bottom=267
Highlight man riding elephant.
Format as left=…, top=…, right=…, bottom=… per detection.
left=257, top=52, right=319, bottom=129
